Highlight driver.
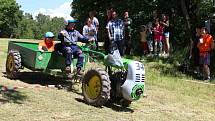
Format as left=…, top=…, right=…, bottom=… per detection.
left=57, top=17, right=94, bottom=76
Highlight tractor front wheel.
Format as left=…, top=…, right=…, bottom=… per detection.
left=6, top=50, right=21, bottom=79
left=82, top=68, right=111, bottom=106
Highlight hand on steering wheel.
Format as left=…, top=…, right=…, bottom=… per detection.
left=88, top=37, right=95, bottom=42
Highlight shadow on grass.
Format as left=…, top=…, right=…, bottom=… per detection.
left=74, top=98, right=134, bottom=113
left=2, top=71, right=82, bottom=95
left=0, top=85, right=27, bottom=104
left=104, top=102, right=134, bottom=113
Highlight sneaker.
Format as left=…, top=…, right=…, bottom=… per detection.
left=77, top=68, right=84, bottom=75
left=203, top=76, right=211, bottom=82
left=193, top=70, right=198, bottom=74
left=205, top=76, right=211, bottom=82
left=65, top=66, right=71, bottom=74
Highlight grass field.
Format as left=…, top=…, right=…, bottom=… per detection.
left=0, top=39, right=215, bottom=121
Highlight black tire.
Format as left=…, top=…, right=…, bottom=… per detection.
left=82, top=68, right=111, bottom=106
left=6, top=50, right=21, bottom=79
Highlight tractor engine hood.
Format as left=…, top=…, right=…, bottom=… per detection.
left=121, top=60, right=145, bottom=101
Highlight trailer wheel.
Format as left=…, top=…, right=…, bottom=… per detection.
left=82, top=68, right=111, bottom=106
left=6, top=50, right=21, bottom=79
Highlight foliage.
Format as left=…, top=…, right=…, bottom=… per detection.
left=0, top=0, right=64, bottom=39
left=0, top=0, right=22, bottom=37
left=71, top=0, right=215, bottom=52
left=14, top=13, right=64, bottom=39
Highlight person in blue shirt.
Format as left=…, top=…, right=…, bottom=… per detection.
left=57, top=17, right=94, bottom=76
left=106, top=10, right=125, bottom=56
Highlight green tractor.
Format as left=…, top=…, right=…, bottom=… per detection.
left=81, top=44, right=145, bottom=107
left=6, top=41, right=145, bottom=107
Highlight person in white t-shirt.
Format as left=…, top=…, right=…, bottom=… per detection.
left=83, top=17, right=97, bottom=39
left=89, top=11, right=99, bottom=50
left=83, top=17, right=97, bottom=49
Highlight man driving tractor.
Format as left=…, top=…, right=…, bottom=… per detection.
left=57, top=17, right=95, bottom=76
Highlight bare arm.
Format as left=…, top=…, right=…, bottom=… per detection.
left=106, top=22, right=112, bottom=40
left=38, top=46, right=44, bottom=52
left=211, top=40, right=214, bottom=50
left=107, top=28, right=112, bottom=40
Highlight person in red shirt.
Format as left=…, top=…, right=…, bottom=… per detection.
left=38, top=32, right=55, bottom=52
left=197, top=27, right=214, bottom=81
left=153, top=19, right=164, bottom=56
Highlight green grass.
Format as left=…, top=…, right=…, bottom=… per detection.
left=0, top=39, right=215, bottom=121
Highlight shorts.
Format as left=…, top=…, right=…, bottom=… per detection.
left=199, top=53, right=210, bottom=65
left=164, top=32, right=170, bottom=38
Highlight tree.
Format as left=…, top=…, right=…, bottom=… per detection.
left=71, top=0, right=157, bottom=52
left=71, top=0, right=215, bottom=51
left=0, top=0, right=22, bottom=37
left=32, top=14, right=64, bottom=39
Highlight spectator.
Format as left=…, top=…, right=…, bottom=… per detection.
left=104, top=8, right=113, bottom=54
left=89, top=11, right=99, bottom=50
left=38, top=32, right=55, bottom=52
left=147, top=22, right=154, bottom=55
left=82, top=18, right=97, bottom=40
left=123, top=11, right=132, bottom=55
left=161, top=14, right=170, bottom=57
left=140, top=25, right=148, bottom=55
left=57, top=17, right=94, bottom=76
left=153, top=19, right=164, bottom=56
left=190, top=26, right=201, bottom=74
left=197, top=27, right=214, bottom=81
left=204, top=16, right=211, bottom=34
left=106, top=10, right=125, bottom=56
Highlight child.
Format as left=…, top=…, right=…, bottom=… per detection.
left=153, top=20, right=164, bottom=56
left=140, top=25, right=148, bottom=55
left=38, top=32, right=55, bottom=52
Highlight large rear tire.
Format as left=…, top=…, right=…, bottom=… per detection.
left=82, top=68, right=111, bottom=106
left=6, top=50, right=21, bottom=79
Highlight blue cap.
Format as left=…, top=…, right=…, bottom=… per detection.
left=68, top=20, right=79, bottom=23
left=45, top=32, right=55, bottom=38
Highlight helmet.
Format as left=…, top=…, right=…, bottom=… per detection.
left=64, top=16, right=78, bottom=26
left=45, top=32, right=55, bottom=38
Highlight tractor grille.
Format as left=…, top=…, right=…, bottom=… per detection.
left=135, top=74, right=145, bottom=82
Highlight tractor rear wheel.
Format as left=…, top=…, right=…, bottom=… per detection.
left=6, top=50, right=21, bottom=79
left=82, top=68, right=111, bottom=106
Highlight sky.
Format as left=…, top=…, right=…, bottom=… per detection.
left=16, top=0, right=73, bottom=19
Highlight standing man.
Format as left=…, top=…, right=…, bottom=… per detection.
left=190, top=26, right=201, bottom=74
left=104, top=8, right=113, bottom=54
left=106, top=10, right=125, bottom=56
left=197, top=27, right=214, bottom=81
left=89, top=11, right=99, bottom=50
left=123, top=11, right=132, bottom=55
